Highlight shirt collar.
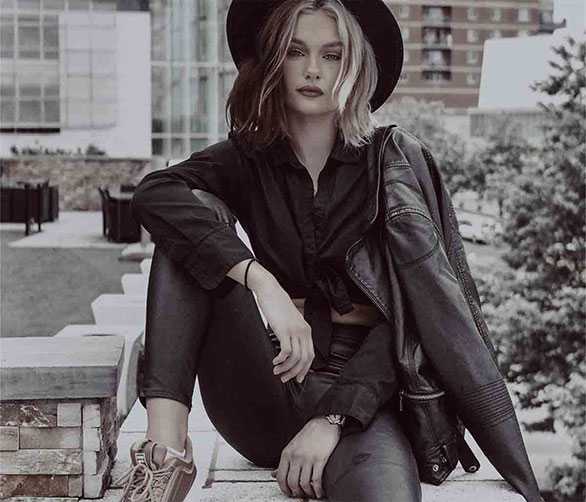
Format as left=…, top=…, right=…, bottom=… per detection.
left=266, top=130, right=363, bottom=169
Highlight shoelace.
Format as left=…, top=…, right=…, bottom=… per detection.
left=112, top=462, right=172, bottom=502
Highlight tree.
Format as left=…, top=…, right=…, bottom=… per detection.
left=484, top=35, right=585, bottom=501
left=375, top=96, right=476, bottom=195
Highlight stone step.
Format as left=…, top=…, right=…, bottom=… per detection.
left=53, top=325, right=145, bottom=422
left=91, top=295, right=145, bottom=326
left=140, top=258, right=151, bottom=275
left=121, top=274, right=148, bottom=295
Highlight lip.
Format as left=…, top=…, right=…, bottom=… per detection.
left=297, top=86, right=324, bottom=96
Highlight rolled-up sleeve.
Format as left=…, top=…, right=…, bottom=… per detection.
left=310, top=321, right=398, bottom=435
left=131, top=142, right=255, bottom=295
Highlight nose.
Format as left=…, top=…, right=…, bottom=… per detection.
left=304, top=54, right=321, bottom=80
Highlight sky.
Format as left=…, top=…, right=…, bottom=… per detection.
left=553, top=0, right=586, bottom=32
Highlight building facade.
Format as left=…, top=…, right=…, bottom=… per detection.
left=386, top=0, right=555, bottom=108
left=0, top=0, right=151, bottom=158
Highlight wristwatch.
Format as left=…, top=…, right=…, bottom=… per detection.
left=325, top=414, right=346, bottom=427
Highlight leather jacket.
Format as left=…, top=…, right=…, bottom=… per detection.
left=343, top=124, right=541, bottom=502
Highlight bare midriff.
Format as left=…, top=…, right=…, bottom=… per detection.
left=291, top=298, right=383, bottom=327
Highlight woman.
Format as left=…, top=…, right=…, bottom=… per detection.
left=115, top=1, right=539, bottom=502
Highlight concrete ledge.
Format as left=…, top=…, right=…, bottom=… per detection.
left=53, top=325, right=144, bottom=423
left=119, top=243, right=154, bottom=262
left=91, top=295, right=145, bottom=326
left=120, top=274, right=148, bottom=296
left=0, top=337, right=124, bottom=400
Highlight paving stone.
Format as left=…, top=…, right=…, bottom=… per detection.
left=139, top=259, right=151, bottom=274
left=210, top=469, right=273, bottom=482
left=212, top=441, right=265, bottom=471
left=199, top=482, right=302, bottom=502
left=91, top=295, right=146, bottom=326
left=121, top=274, right=148, bottom=295
left=421, top=480, right=525, bottom=501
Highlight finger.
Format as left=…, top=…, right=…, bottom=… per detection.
left=280, top=354, right=307, bottom=383
left=299, top=462, right=316, bottom=499
left=298, top=338, right=315, bottom=383
left=272, top=334, right=292, bottom=365
left=274, top=337, right=301, bottom=378
left=286, top=459, right=303, bottom=498
left=312, top=460, right=327, bottom=499
left=276, top=455, right=292, bottom=497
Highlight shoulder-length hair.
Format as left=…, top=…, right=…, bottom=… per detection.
left=226, top=0, right=379, bottom=149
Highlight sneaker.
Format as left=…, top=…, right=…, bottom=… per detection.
left=112, top=436, right=197, bottom=502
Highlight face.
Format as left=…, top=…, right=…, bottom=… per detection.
left=281, top=9, right=343, bottom=119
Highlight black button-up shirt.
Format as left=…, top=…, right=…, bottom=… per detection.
left=131, top=131, right=397, bottom=432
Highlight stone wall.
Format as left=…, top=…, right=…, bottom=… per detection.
left=0, top=397, right=119, bottom=499
left=0, top=157, right=151, bottom=211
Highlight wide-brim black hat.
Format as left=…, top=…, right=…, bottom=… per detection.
left=226, top=0, right=404, bottom=112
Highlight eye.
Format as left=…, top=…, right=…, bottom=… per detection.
left=325, top=53, right=341, bottom=61
left=287, top=48, right=304, bottom=56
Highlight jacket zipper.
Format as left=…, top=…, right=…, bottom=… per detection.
left=399, top=389, right=445, bottom=411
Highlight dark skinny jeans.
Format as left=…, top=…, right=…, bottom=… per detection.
left=138, top=246, right=421, bottom=502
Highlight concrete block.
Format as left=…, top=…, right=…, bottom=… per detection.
left=83, top=454, right=111, bottom=498
left=0, top=337, right=124, bottom=400
left=119, top=242, right=154, bottom=262
left=121, top=273, right=148, bottom=295
left=19, top=427, right=81, bottom=449
left=0, top=427, right=18, bottom=450
left=140, top=258, right=151, bottom=274
left=68, top=475, right=83, bottom=497
left=82, top=450, right=107, bottom=476
left=199, top=482, right=302, bottom=502
left=57, top=403, right=81, bottom=427
left=82, top=428, right=102, bottom=452
left=82, top=403, right=101, bottom=429
left=91, top=295, right=146, bottom=326
left=0, top=449, right=82, bottom=475
left=55, top=325, right=145, bottom=421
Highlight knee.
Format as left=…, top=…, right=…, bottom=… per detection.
left=325, top=457, right=421, bottom=502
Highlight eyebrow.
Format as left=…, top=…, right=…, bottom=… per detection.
left=290, top=38, right=343, bottom=49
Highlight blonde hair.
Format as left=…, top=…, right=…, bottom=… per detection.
left=226, top=0, right=379, bottom=149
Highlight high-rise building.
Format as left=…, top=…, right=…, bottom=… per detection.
left=386, top=0, right=556, bottom=108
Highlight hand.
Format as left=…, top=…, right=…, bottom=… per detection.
left=254, top=280, right=315, bottom=384
left=271, top=417, right=341, bottom=499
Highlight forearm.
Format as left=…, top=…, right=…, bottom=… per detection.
left=226, top=259, right=279, bottom=293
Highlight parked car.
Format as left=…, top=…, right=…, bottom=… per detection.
left=456, top=214, right=502, bottom=244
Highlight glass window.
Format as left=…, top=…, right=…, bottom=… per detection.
left=399, top=5, right=409, bottom=18
left=467, top=29, right=478, bottom=43
left=401, top=27, right=409, bottom=41
left=518, top=29, right=529, bottom=37
left=171, top=137, right=185, bottom=159
left=93, top=0, right=116, bottom=11
left=518, top=8, right=529, bottom=23
left=17, top=0, right=40, bottom=9
left=19, top=99, right=41, bottom=121
left=1, top=100, right=15, bottom=122
left=190, top=67, right=210, bottom=133
left=43, top=0, right=65, bottom=9
left=466, top=73, right=478, bottom=85
left=152, top=65, right=169, bottom=133
left=92, top=100, right=115, bottom=126
left=170, top=1, right=185, bottom=61
left=1, top=16, right=15, bottom=58
left=67, top=26, right=91, bottom=50
left=0, top=0, right=15, bottom=10
left=67, top=99, right=90, bottom=127
left=152, top=138, right=164, bottom=156
left=467, top=7, right=477, bottom=21
left=1, top=76, right=15, bottom=97
left=18, top=21, right=40, bottom=58
left=466, top=50, right=478, bottom=64
left=491, top=8, right=502, bottom=22
left=404, top=49, right=409, bottom=63
left=20, top=81, right=41, bottom=96
left=68, top=0, right=90, bottom=10
left=92, top=51, right=115, bottom=75
left=93, top=75, right=115, bottom=101
left=190, top=138, right=208, bottom=153
left=151, top=1, right=168, bottom=61
left=44, top=99, right=59, bottom=122
left=170, top=66, right=185, bottom=133
left=489, top=30, right=502, bottom=38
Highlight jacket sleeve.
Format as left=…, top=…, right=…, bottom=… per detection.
left=309, top=321, right=398, bottom=435
left=397, top=140, right=541, bottom=502
left=131, top=141, right=255, bottom=297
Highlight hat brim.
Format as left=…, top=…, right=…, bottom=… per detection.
left=226, top=0, right=404, bottom=112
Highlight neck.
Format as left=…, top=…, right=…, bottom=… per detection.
left=286, top=112, right=338, bottom=166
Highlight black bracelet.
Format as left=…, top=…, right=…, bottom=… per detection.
left=244, top=258, right=257, bottom=291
